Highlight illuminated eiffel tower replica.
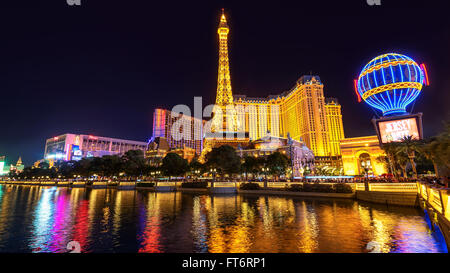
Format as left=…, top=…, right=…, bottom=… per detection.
left=201, top=9, right=249, bottom=161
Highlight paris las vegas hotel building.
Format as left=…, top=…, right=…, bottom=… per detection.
left=151, top=10, right=346, bottom=170
left=233, top=77, right=345, bottom=165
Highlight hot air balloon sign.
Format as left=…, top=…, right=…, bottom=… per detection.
left=355, top=53, right=429, bottom=116
left=355, top=53, right=429, bottom=144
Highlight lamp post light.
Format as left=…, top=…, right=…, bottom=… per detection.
left=154, top=171, right=160, bottom=181
left=210, top=168, right=217, bottom=182
left=261, top=167, right=269, bottom=188
left=194, top=170, right=200, bottom=181
left=262, top=168, right=269, bottom=181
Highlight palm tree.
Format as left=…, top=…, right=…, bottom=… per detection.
left=381, top=142, right=400, bottom=180
left=419, top=138, right=440, bottom=177
left=396, top=152, right=410, bottom=178
left=376, top=155, right=389, bottom=174
left=398, top=136, right=421, bottom=179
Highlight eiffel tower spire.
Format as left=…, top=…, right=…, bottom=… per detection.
left=215, top=8, right=233, bottom=106
left=211, top=9, right=239, bottom=132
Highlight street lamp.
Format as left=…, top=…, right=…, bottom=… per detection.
left=195, top=169, right=200, bottom=178
left=210, top=168, right=216, bottom=182
left=261, top=167, right=269, bottom=182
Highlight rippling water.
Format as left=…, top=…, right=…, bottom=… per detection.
left=0, top=185, right=447, bottom=253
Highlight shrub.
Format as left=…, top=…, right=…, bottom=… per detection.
left=239, top=182, right=261, bottom=190
left=302, top=183, right=335, bottom=193
left=314, top=184, right=335, bottom=192
left=181, top=182, right=208, bottom=188
left=334, top=183, right=353, bottom=193
left=286, top=184, right=303, bottom=192
left=137, top=182, right=155, bottom=187
left=302, top=183, right=314, bottom=192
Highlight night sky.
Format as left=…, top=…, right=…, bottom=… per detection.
left=1, top=0, right=449, bottom=165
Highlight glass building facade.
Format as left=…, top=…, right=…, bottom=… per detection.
left=44, top=134, right=148, bottom=161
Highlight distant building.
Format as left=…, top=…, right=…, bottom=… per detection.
left=0, top=156, right=23, bottom=175
left=152, top=108, right=206, bottom=155
left=314, top=155, right=343, bottom=169
left=325, top=98, right=345, bottom=156
left=0, top=156, right=7, bottom=175
left=146, top=137, right=197, bottom=165
left=340, top=135, right=387, bottom=176
left=233, top=94, right=282, bottom=140
left=146, top=137, right=170, bottom=166
left=44, top=134, right=148, bottom=161
left=9, top=157, right=24, bottom=174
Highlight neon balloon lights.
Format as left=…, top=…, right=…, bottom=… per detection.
left=355, top=53, right=429, bottom=116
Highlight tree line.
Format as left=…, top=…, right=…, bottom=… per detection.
left=12, top=145, right=291, bottom=181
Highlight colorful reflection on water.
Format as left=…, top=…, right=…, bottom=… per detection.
left=0, top=185, right=447, bottom=253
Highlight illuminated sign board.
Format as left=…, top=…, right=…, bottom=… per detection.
left=372, top=113, right=423, bottom=144
left=71, top=145, right=82, bottom=161
left=378, top=118, right=419, bottom=143
left=46, top=153, right=65, bottom=160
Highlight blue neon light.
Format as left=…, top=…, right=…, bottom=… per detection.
left=357, top=53, right=425, bottom=116
left=304, top=176, right=355, bottom=179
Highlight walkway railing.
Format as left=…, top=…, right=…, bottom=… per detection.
left=364, top=183, right=418, bottom=192
left=417, top=182, right=450, bottom=222
left=0, top=180, right=418, bottom=190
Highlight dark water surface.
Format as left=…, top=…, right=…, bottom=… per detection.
left=0, top=185, right=447, bottom=253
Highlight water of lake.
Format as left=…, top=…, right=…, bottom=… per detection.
left=0, top=185, right=447, bottom=253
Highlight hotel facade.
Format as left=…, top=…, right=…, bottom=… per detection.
left=151, top=108, right=205, bottom=155
left=234, top=75, right=345, bottom=158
